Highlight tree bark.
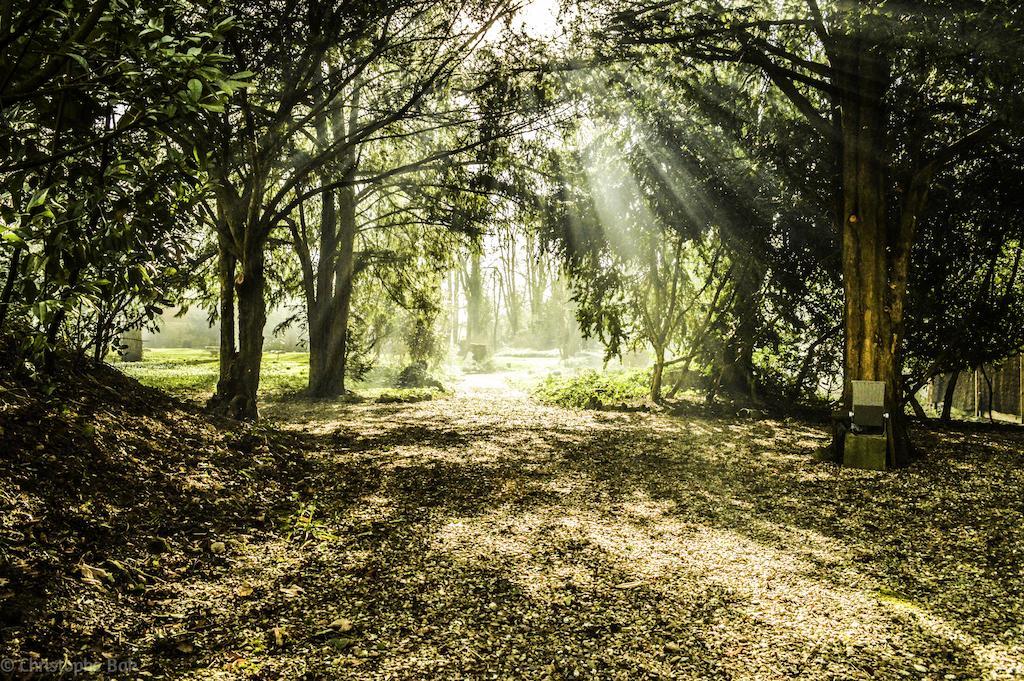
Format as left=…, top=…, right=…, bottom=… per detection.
left=208, top=193, right=264, bottom=421
left=306, top=181, right=337, bottom=397
left=305, top=77, right=359, bottom=398
left=216, top=231, right=237, bottom=388
left=464, top=252, right=485, bottom=349
left=940, top=370, right=959, bottom=422
left=231, top=243, right=266, bottom=419
left=306, top=170, right=356, bottom=397
left=650, top=345, right=665, bottom=403
left=835, top=26, right=913, bottom=466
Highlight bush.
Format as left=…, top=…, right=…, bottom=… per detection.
left=532, top=369, right=650, bottom=410
left=395, top=363, right=444, bottom=389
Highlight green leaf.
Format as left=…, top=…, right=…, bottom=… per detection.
left=1, top=230, right=26, bottom=247
left=187, top=78, right=203, bottom=101
left=27, top=188, right=49, bottom=210
left=68, top=52, right=89, bottom=71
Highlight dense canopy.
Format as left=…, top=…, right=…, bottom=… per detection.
left=2, top=0, right=1024, bottom=677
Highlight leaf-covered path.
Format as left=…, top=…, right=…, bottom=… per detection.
left=3, top=369, right=1024, bottom=679
left=211, top=387, right=1023, bottom=680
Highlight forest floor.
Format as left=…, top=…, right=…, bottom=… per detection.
left=2, top=357, right=1024, bottom=679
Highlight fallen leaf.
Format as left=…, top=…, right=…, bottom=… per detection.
left=269, top=626, right=287, bottom=648
left=328, top=617, right=353, bottom=632
left=327, top=637, right=355, bottom=652
left=614, top=580, right=644, bottom=590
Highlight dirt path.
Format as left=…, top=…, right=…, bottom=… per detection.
left=6, top=363, right=1022, bottom=679
left=170, top=390, right=1019, bottom=681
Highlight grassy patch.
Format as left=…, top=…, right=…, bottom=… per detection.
left=117, top=349, right=447, bottom=403
left=116, top=348, right=308, bottom=400
left=532, top=368, right=650, bottom=409
left=114, top=348, right=219, bottom=396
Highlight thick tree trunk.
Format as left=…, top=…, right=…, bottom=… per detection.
left=307, top=190, right=355, bottom=397
left=216, top=234, right=237, bottom=387
left=307, top=298, right=351, bottom=398
left=305, top=78, right=359, bottom=398
left=232, top=245, right=266, bottom=419
left=836, top=32, right=913, bottom=466
left=306, top=171, right=356, bottom=397
left=306, top=182, right=337, bottom=397
left=940, top=370, right=959, bottom=422
left=209, top=231, right=264, bottom=421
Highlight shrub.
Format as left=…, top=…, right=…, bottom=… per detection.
left=395, top=363, right=444, bottom=389
left=375, top=388, right=442, bottom=404
left=532, top=369, right=650, bottom=409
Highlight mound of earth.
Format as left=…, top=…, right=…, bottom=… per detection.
left=0, top=352, right=309, bottom=674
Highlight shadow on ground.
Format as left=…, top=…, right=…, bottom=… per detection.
left=3, top=373, right=1023, bottom=679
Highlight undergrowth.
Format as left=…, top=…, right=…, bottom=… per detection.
left=532, top=368, right=650, bottom=409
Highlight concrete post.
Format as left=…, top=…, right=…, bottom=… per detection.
left=121, top=328, right=143, bottom=362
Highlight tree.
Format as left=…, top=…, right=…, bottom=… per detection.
left=599, top=0, right=1024, bottom=462
left=186, top=0, right=401, bottom=417
left=902, top=154, right=1024, bottom=415
left=284, top=2, right=519, bottom=396
left=0, top=0, right=238, bottom=370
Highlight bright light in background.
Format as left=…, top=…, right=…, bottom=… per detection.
left=516, top=0, right=561, bottom=39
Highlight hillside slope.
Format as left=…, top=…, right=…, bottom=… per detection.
left=0, top=355, right=309, bottom=675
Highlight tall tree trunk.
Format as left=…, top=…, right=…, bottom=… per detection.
left=207, top=228, right=243, bottom=416
left=940, top=370, right=959, bottom=422
left=836, top=28, right=913, bottom=466
left=324, top=179, right=357, bottom=394
left=306, top=181, right=337, bottom=397
left=208, top=211, right=264, bottom=421
left=306, top=77, right=359, bottom=398
left=464, top=252, right=484, bottom=348
left=306, top=171, right=356, bottom=397
left=216, top=232, right=237, bottom=388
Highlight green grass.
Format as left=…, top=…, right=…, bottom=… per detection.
left=116, top=348, right=308, bottom=400
left=116, top=349, right=448, bottom=403
left=532, top=368, right=651, bottom=409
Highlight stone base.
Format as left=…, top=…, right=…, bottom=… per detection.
left=843, top=433, right=888, bottom=471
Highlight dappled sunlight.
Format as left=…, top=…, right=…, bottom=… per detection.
left=6, top=0, right=1024, bottom=678
left=7, top=358, right=1024, bottom=678
left=431, top=490, right=1008, bottom=678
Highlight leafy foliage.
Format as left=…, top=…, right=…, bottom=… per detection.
left=533, top=368, right=650, bottom=409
